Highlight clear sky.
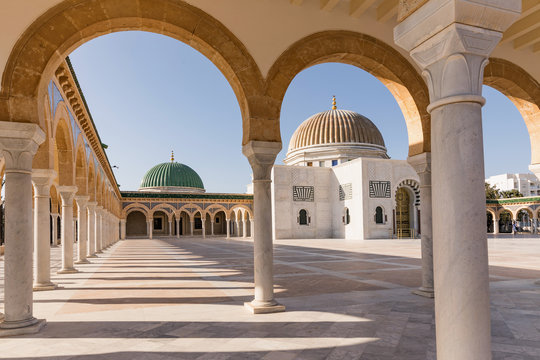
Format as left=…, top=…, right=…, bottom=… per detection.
left=68, top=31, right=531, bottom=193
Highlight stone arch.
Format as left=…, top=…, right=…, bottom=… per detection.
left=497, top=208, right=514, bottom=219
left=74, top=140, right=87, bottom=195
left=230, top=205, right=253, bottom=219
left=53, top=117, right=74, bottom=186
left=265, top=30, right=430, bottom=156
left=206, top=204, right=228, bottom=220
left=484, top=58, right=540, bottom=165
left=0, top=0, right=272, bottom=145
left=150, top=203, right=176, bottom=219
left=394, top=179, right=420, bottom=206
left=123, top=203, right=151, bottom=218
left=178, top=204, right=204, bottom=220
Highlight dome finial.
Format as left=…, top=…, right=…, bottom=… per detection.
left=332, top=95, right=337, bottom=110
left=171, top=150, right=175, bottom=162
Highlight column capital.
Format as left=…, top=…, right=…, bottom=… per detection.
left=242, top=141, right=281, bottom=180
left=51, top=212, right=59, bottom=218
left=87, top=201, right=97, bottom=210
left=120, top=219, right=126, bottom=224
left=57, top=186, right=78, bottom=203
left=74, top=195, right=90, bottom=207
left=394, top=0, right=521, bottom=107
left=31, top=169, right=57, bottom=197
left=0, top=122, right=45, bottom=173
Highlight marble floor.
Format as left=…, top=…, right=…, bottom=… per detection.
left=0, top=236, right=540, bottom=359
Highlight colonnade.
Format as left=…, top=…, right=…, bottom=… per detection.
left=0, top=123, right=122, bottom=334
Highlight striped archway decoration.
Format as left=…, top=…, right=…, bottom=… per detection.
left=395, top=179, right=420, bottom=206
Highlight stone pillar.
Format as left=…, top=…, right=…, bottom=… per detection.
left=236, top=220, right=242, bottom=237
left=176, top=218, right=180, bottom=238
left=168, top=220, right=172, bottom=236
left=250, top=220, right=255, bottom=239
left=148, top=219, right=153, bottom=239
left=74, top=196, right=90, bottom=264
left=87, top=202, right=97, bottom=257
left=51, top=213, right=59, bottom=246
left=95, top=206, right=103, bottom=253
left=32, top=169, right=57, bottom=291
left=211, top=219, right=215, bottom=236
left=242, top=141, right=285, bottom=314
left=494, top=217, right=500, bottom=235
left=0, top=122, right=46, bottom=333
left=395, top=2, right=520, bottom=358
left=57, top=186, right=78, bottom=274
left=190, top=220, right=194, bottom=236
left=120, top=219, right=126, bottom=240
left=226, top=219, right=231, bottom=239
left=202, top=218, right=206, bottom=238
left=242, top=220, right=247, bottom=238
left=533, top=216, right=538, bottom=235
left=408, top=153, right=434, bottom=298
left=102, top=211, right=108, bottom=248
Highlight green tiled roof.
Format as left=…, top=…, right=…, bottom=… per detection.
left=486, top=196, right=540, bottom=205
left=140, top=162, right=204, bottom=190
left=121, top=191, right=253, bottom=200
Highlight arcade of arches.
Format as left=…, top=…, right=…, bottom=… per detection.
left=0, top=1, right=538, bottom=359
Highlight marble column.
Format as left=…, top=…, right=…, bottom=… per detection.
left=51, top=213, right=59, bottom=246
left=250, top=220, right=255, bottom=239
left=148, top=219, right=153, bottom=239
left=176, top=218, right=180, bottom=238
left=57, top=186, right=78, bottom=274
left=202, top=219, right=206, bottom=238
left=95, top=206, right=103, bottom=253
left=74, top=196, right=90, bottom=264
left=408, top=153, right=434, bottom=298
left=168, top=220, right=172, bottom=236
left=395, top=2, right=520, bottom=358
left=236, top=220, right=242, bottom=237
left=226, top=219, right=231, bottom=239
left=87, top=202, right=97, bottom=257
left=0, top=122, right=46, bottom=333
left=211, top=219, right=215, bottom=236
left=32, top=169, right=57, bottom=291
left=242, top=220, right=247, bottom=239
left=243, top=141, right=285, bottom=314
left=120, top=219, right=126, bottom=240
left=494, top=218, right=500, bottom=235
left=190, top=220, right=194, bottom=236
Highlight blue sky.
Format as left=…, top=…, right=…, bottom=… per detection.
left=69, top=31, right=531, bottom=193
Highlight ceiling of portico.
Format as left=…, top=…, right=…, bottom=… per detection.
left=1, top=0, right=539, bottom=91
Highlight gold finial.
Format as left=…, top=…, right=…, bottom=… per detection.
left=171, top=150, right=175, bottom=162
left=332, top=95, right=337, bottom=110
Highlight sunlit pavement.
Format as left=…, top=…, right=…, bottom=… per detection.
left=1, top=236, right=540, bottom=359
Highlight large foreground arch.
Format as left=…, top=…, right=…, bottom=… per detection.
left=265, top=30, right=431, bottom=156
left=0, top=0, right=274, bottom=144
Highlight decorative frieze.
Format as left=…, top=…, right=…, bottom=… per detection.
left=369, top=181, right=390, bottom=198
left=293, top=186, right=314, bottom=202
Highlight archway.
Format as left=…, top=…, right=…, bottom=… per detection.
left=152, top=210, right=169, bottom=237
left=499, top=210, right=513, bottom=233
left=516, top=208, right=533, bottom=233
left=486, top=211, right=495, bottom=234
left=214, top=211, right=226, bottom=235
left=126, top=210, right=147, bottom=237
left=395, top=187, right=412, bottom=238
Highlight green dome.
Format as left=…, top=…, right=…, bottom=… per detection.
left=140, top=162, right=204, bottom=191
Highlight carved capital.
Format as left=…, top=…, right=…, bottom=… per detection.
left=408, top=152, right=431, bottom=186
left=57, top=185, right=78, bottom=205
left=74, top=195, right=90, bottom=211
left=242, top=141, right=282, bottom=181
left=87, top=201, right=97, bottom=212
left=0, top=122, right=45, bottom=173
left=32, top=169, right=57, bottom=197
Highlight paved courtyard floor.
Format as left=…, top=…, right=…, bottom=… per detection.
left=1, top=236, right=540, bottom=359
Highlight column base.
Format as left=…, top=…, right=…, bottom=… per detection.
left=244, top=300, right=286, bottom=314
left=74, top=259, right=90, bottom=264
left=33, top=282, right=57, bottom=291
left=0, top=318, right=46, bottom=337
left=412, top=287, right=435, bottom=298
left=57, top=268, right=79, bottom=274
left=87, top=254, right=98, bottom=258
left=95, top=250, right=103, bottom=254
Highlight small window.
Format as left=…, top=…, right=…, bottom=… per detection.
left=375, top=206, right=384, bottom=224
left=299, top=209, right=308, bottom=225
left=332, top=160, right=338, bottom=166
left=307, top=162, right=313, bottom=167
left=215, top=217, right=220, bottom=224
left=344, top=208, right=350, bottom=225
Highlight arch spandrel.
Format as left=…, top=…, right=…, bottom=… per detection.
left=0, top=0, right=273, bottom=145
left=265, top=31, right=431, bottom=156
left=74, top=140, right=88, bottom=196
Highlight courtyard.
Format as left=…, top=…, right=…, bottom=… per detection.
left=0, top=236, right=539, bottom=359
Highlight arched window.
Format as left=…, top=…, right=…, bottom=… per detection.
left=343, top=207, right=350, bottom=225
left=299, top=209, right=308, bottom=225
left=375, top=206, right=384, bottom=224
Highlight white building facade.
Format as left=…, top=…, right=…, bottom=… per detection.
left=271, top=99, right=420, bottom=240
left=486, top=173, right=540, bottom=196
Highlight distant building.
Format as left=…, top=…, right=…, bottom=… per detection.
left=486, top=173, right=540, bottom=197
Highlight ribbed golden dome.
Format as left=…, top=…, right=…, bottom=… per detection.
left=287, top=109, right=385, bottom=153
